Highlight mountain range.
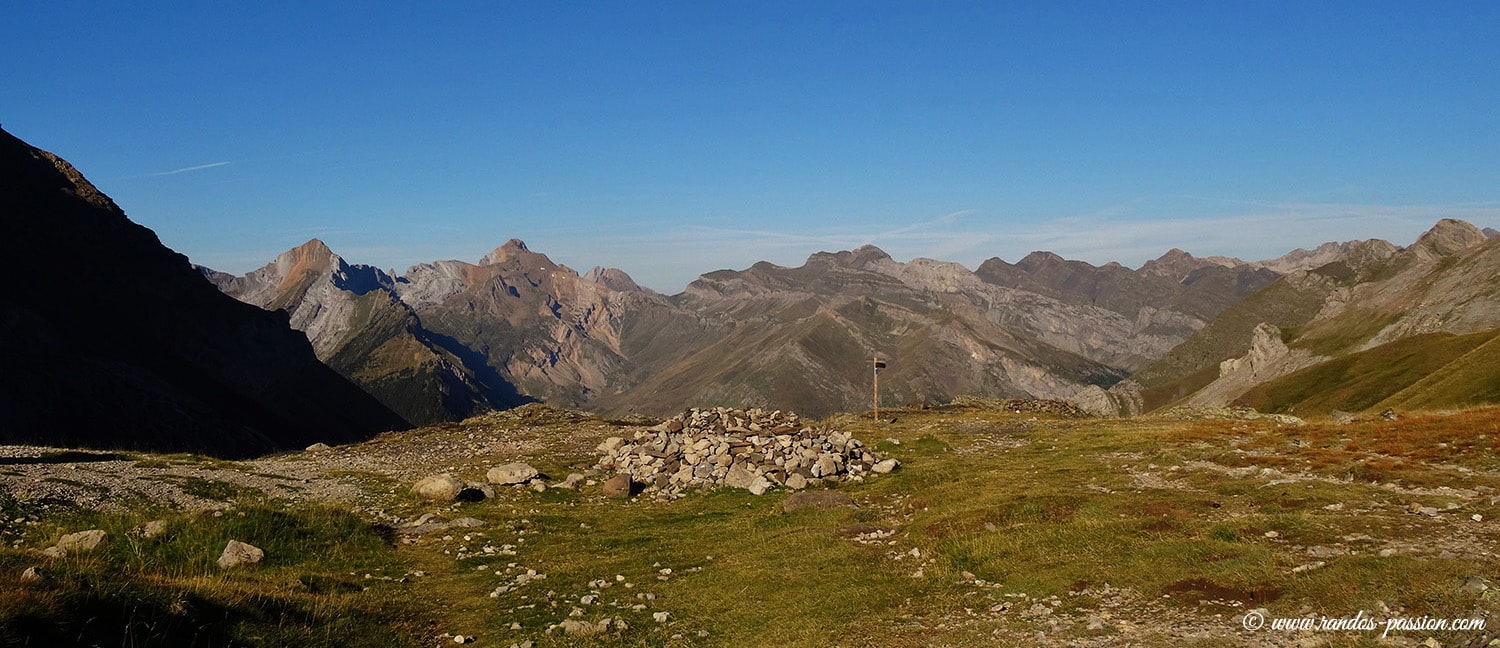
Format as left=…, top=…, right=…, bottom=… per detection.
left=211, top=219, right=1500, bottom=423
left=7, top=123, right=1499, bottom=454
left=206, top=231, right=1297, bottom=421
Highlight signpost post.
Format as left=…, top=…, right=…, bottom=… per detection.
left=872, top=357, right=887, bottom=423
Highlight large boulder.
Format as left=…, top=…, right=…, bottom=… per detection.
left=602, top=474, right=635, bottom=499
left=45, top=529, right=107, bottom=557
left=217, top=540, right=264, bottom=568
left=487, top=463, right=539, bottom=485
left=412, top=473, right=464, bottom=501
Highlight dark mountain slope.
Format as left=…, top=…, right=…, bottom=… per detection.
left=0, top=126, right=408, bottom=457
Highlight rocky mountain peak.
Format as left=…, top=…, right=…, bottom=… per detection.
left=582, top=266, right=644, bottom=293
left=1138, top=248, right=1201, bottom=280
left=1410, top=218, right=1487, bottom=260
left=806, top=244, right=892, bottom=269
left=479, top=239, right=533, bottom=266
left=1484, top=227, right=1498, bottom=238
left=1016, top=251, right=1069, bottom=271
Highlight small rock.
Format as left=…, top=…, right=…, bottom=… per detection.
left=217, top=540, right=264, bottom=569
left=1472, top=514, right=1484, bottom=523
left=1263, top=531, right=1279, bottom=538
left=412, top=473, right=464, bottom=501
left=1379, top=548, right=1399, bottom=557
left=1461, top=575, right=1490, bottom=595
left=487, top=463, right=540, bottom=485
left=872, top=458, right=900, bottom=474
left=1306, top=545, right=1344, bottom=559
left=785, top=474, right=809, bottom=490
left=139, top=520, right=168, bottom=539
left=530, top=480, right=547, bottom=493
left=452, top=635, right=471, bottom=644
left=1330, top=410, right=1355, bottom=425
left=653, top=611, right=670, bottom=623
left=20, top=566, right=44, bottom=583
left=1380, top=408, right=1398, bottom=421
left=602, top=474, right=634, bottom=499
left=305, top=443, right=332, bottom=452
left=554, top=473, right=587, bottom=490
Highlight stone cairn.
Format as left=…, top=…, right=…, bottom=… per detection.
left=594, top=407, right=893, bottom=499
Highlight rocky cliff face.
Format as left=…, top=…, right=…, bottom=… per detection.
left=205, top=240, right=526, bottom=425
left=0, top=126, right=408, bottom=457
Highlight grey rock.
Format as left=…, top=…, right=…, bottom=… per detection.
left=724, top=464, right=756, bottom=490
left=20, top=566, right=44, bottom=583
left=785, top=473, right=809, bottom=490
left=139, top=520, right=168, bottom=539
left=56, top=529, right=107, bottom=554
left=1331, top=410, right=1356, bottom=425
left=872, top=458, right=900, bottom=474
left=217, top=540, right=264, bottom=568
left=412, top=473, right=464, bottom=501
left=554, top=473, right=587, bottom=490
left=1306, top=545, right=1345, bottom=559
left=487, top=463, right=539, bottom=485
left=305, top=442, right=332, bottom=452
left=1461, top=575, right=1491, bottom=595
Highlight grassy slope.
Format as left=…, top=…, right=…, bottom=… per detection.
left=1233, top=329, right=1500, bottom=414
left=6, top=405, right=1500, bottom=646
left=1381, top=330, right=1500, bottom=410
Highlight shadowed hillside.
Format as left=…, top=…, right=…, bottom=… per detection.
left=0, top=126, right=408, bottom=457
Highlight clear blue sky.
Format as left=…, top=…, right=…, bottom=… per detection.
left=5, top=2, right=1498, bottom=292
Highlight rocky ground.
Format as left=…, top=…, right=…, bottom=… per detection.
left=4, top=402, right=1500, bottom=647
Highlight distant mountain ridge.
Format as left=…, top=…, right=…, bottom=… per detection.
left=210, top=234, right=1285, bottom=419
left=0, top=126, right=408, bottom=457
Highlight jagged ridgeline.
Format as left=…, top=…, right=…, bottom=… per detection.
left=0, top=127, right=408, bottom=457
left=207, top=235, right=1283, bottom=421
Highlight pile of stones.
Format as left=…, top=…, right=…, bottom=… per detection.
left=594, top=407, right=896, bottom=499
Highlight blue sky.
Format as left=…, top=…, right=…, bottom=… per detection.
left=5, top=2, right=1498, bottom=292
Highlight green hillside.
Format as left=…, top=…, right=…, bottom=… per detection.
left=1233, top=328, right=1500, bottom=415
left=1380, top=330, right=1500, bottom=410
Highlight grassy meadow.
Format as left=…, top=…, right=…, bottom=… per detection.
left=4, top=403, right=1499, bottom=646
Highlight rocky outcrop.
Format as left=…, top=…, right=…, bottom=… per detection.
left=1186, top=323, right=1326, bottom=408
left=593, top=408, right=887, bottom=499
left=1074, top=380, right=1145, bottom=417
left=0, top=126, right=408, bottom=457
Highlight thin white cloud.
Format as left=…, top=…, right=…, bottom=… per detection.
left=150, top=161, right=232, bottom=176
